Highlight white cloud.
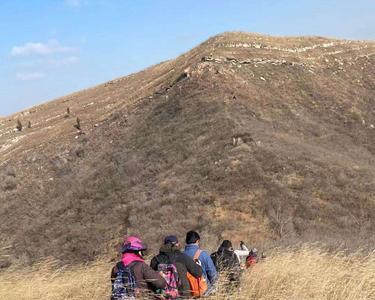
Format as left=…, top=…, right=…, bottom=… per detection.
left=11, top=40, right=76, bottom=57
left=11, top=40, right=80, bottom=80
left=46, top=56, right=80, bottom=67
left=16, top=72, right=45, bottom=81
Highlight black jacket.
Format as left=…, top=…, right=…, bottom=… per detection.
left=150, top=244, right=203, bottom=296
left=211, top=248, right=241, bottom=283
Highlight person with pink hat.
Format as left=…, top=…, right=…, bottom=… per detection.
left=111, top=236, right=166, bottom=299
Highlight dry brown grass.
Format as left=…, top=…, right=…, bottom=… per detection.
left=1, top=33, right=374, bottom=265
left=230, top=245, right=375, bottom=300
left=1, top=245, right=374, bottom=300
left=0, top=258, right=109, bottom=299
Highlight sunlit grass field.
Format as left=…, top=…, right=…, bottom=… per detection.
left=1, top=245, right=374, bottom=299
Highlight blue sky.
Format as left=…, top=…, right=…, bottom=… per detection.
left=0, top=0, right=374, bottom=116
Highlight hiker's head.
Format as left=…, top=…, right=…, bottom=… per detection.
left=122, top=236, right=147, bottom=256
left=186, top=230, right=200, bottom=245
left=164, top=235, right=181, bottom=249
left=249, top=248, right=258, bottom=258
left=219, top=240, right=233, bottom=251
left=164, top=235, right=179, bottom=246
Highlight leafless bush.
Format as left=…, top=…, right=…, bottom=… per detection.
left=3, top=177, right=17, bottom=191
left=267, top=200, right=293, bottom=238
left=16, top=120, right=22, bottom=131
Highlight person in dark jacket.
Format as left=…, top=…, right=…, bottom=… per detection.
left=111, top=236, right=166, bottom=298
left=150, top=235, right=203, bottom=297
left=210, top=240, right=241, bottom=287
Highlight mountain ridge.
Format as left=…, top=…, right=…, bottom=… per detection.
left=0, top=32, right=374, bottom=267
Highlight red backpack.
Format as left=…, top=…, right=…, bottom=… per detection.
left=246, top=254, right=258, bottom=268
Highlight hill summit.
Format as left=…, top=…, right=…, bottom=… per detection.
left=0, top=32, right=374, bottom=266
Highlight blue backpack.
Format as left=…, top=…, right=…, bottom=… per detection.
left=111, top=261, right=138, bottom=300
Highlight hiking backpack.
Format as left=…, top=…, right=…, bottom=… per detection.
left=246, top=255, right=258, bottom=268
left=187, top=250, right=208, bottom=297
left=210, top=252, right=217, bottom=269
left=111, top=261, right=138, bottom=300
left=157, top=263, right=180, bottom=299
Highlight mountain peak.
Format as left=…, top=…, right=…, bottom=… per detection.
left=0, top=32, right=374, bottom=265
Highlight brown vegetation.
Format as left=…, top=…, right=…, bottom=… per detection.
left=0, top=245, right=374, bottom=300
left=0, top=32, right=374, bottom=267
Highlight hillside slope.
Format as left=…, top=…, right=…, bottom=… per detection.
left=0, top=32, right=374, bottom=266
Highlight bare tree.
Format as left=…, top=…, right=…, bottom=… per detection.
left=16, top=120, right=22, bottom=131
left=74, top=117, right=81, bottom=130
left=268, top=200, right=293, bottom=238
left=64, top=107, right=71, bottom=118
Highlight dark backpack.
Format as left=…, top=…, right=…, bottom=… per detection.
left=211, top=250, right=238, bottom=271
left=111, top=261, right=138, bottom=300
left=210, top=252, right=218, bottom=269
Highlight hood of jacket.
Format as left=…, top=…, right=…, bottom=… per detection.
left=218, top=247, right=234, bottom=254
left=159, top=243, right=181, bottom=255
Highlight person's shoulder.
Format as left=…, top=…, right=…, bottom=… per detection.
left=112, top=261, right=123, bottom=272
left=152, top=253, right=171, bottom=266
left=132, top=260, right=143, bottom=266
left=111, top=264, right=118, bottom=275
left=200, top=249, right=210, bottom=255
left=133, top=260, right=147, bottom=270
left=178, top=250, right=194, bottom=260
left=199, top=249, right=212, bottom=259
left=151, top=253, right=162, bottom=260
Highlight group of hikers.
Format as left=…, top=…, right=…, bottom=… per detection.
left=111, top=230, right=260, bottom=299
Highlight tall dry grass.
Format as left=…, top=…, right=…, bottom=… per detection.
left=214, top=244, right=375, bottom=300
left=0, top=259, right=109, bottom=299
left=0, top=245, right=374, bottom=300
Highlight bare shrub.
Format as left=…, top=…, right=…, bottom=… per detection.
left=64, top=107, right=71, bottom=118
left=74, top=117, right=81, bottom=130
left=16, top=120, right=22, bottom=131
left=5, top=167, right=16, bottom=177
left=267, top=200, right=293, bottom=238
left=3, top=178, right=17, bottom=191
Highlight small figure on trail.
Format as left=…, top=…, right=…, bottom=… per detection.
left=184, top=231, right=218, bottom=296
left=150, top=235, right=203, bottom=298
left=245, top=248, right=259, bottom=268
left=110, top=236, right=166, bottom=299
left=27, top=121, right=31, bottom=129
